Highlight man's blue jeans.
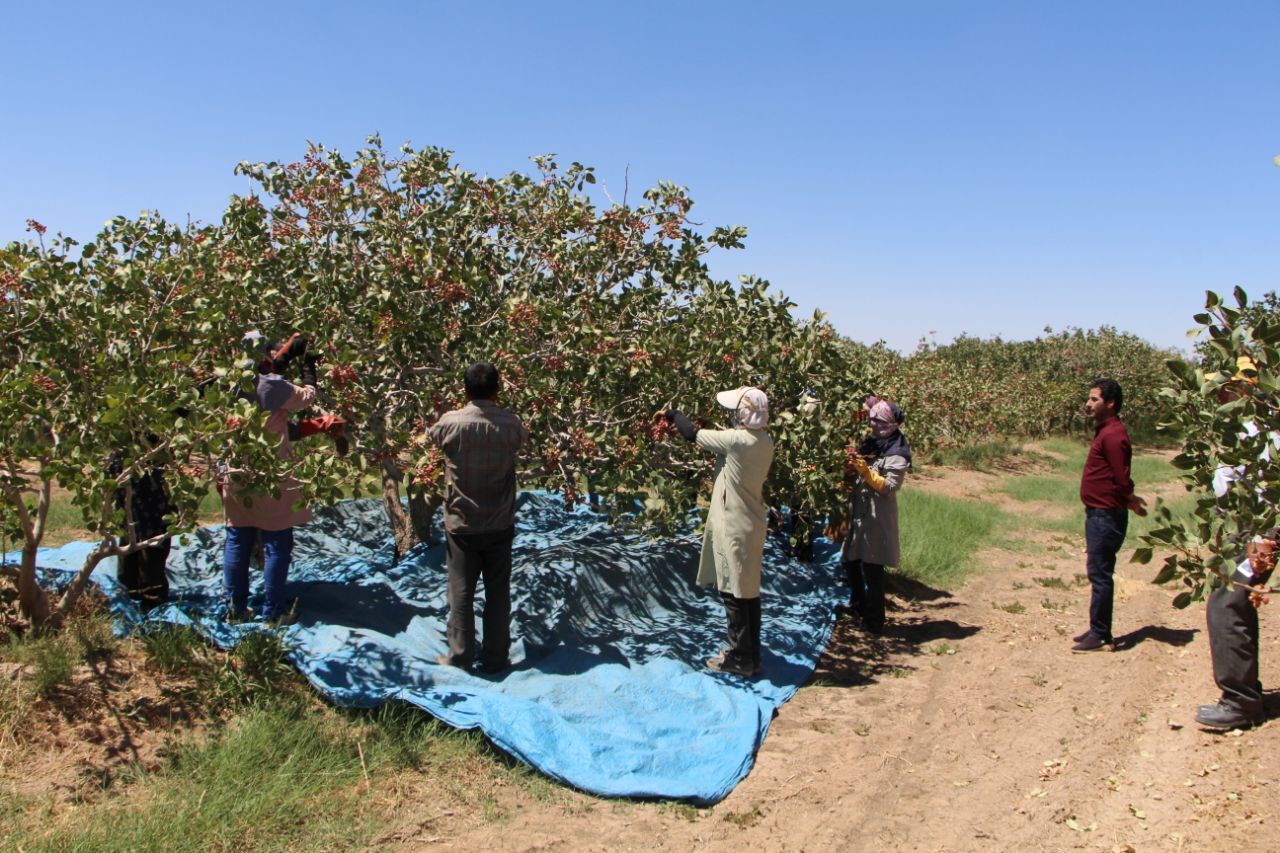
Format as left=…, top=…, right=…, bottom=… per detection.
left=223, top=526, right=294, bottom=619
left=1084, top=507, right=1128, bottom=641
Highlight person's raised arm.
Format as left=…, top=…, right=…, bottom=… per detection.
left=664, top=409, right=698, bottom=442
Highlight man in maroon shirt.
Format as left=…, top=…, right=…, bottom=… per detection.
left=1074, top=378, right=1147, bottom=652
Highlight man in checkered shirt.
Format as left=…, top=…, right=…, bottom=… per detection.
left=428, top=362, right=528, bottom=673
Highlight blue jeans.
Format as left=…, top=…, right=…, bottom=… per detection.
left=1084, top=507, right=1128, bottom=641
left=223, top=526, right=295, bottom=619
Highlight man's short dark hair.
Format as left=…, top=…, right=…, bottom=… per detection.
left=464, top=362, right=500, bottom=400
left=1090, top=378, right=1123, bottom=413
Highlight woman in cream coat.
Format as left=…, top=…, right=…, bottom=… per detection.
left=666, top=387, right=774, bottom=676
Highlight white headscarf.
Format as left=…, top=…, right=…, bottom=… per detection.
left=715, top=386, right=769, bottom=430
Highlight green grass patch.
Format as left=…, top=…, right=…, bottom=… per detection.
left=897, top=489, right=1007, bottom=590
left=1127, top=493, right=1197, bottom=542
left=1002, top=473, right=1082, bottom=508
left=1000, top=442, right=1181, bottom=537
left=1131, top=453, right=1183, bottom=486
left=1033, top=575, right=1083, bottom=591
left=926, top=441, right=1028, bottom=471
left=1, top=606, right=118, bottom=696
left=992, top=601, right=1026, bottom=614
left=7, top=695, right=539, bottom=850
left=17, top=704, right=383, bottom=851
left=8, top=633, right=77, bottom=697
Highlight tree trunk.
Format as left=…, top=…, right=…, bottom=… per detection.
left=381, top=460, right=419, bottom=559
left=17, top=545, right=51, bottom=629
left=53, top=539, right=114, bottom=627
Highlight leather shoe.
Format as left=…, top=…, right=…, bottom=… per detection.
left=1072, top=629, right=1091, bottom=643
left=1071, top=635, right=1113, bottom=653
left=1195, top=702, right=1261, bottom=730
left=477, top=658, right=509, bottom=674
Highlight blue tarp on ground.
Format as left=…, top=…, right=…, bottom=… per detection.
left=12, top=493, right=843, bottom=804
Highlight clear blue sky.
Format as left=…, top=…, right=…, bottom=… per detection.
left=4, top=1, right=1278, bottom=353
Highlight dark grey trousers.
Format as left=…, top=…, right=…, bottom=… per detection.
left=118, top=538, right=172, bottom=609
left=444, top=527, right=514, bottom=669
left=1207, top=580, right=1266, bottom=718
left=845, top=560, right=886, bottom=633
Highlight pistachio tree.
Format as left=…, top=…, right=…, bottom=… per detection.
left=0, top=215, right=343, bottom=628
left=1133, top=288, right=1280, bottom=605
left=5, top=135, right=884, bottom=618
left=225, top=138, right=863, bottom=553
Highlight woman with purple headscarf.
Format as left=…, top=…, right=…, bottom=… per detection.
left=837, top=397, right=912, bottom=634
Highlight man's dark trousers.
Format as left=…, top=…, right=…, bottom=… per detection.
left=444, top=527, right=514, bottom=669
left=1207, top=581, right=1267, bottom=720
left=118, top=539, right=172, bottom=609
left=1085, top=507, right=1128, bottom=642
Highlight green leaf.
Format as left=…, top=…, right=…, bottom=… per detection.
left=1151, top=560, right=1178, bottom=585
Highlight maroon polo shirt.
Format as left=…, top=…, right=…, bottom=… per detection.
left=1080, top=416, right=1134, bottom=509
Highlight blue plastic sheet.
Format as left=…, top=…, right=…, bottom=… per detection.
left=12, top=492, right=844, bottom=804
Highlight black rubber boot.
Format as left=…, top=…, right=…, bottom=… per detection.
left=748, top=596, right=762, bottom=674
left=710, top=593, right=756, bottom=676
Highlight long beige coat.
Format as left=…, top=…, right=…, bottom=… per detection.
left=841, top=454, right=908, bottom=567
left=694, top=427, right=775, bottom=598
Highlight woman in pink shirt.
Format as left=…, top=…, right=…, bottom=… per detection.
left=221, top=334, right=316, bottom=621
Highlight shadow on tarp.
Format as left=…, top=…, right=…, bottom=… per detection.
left=16, top=492, right=845, bottom=805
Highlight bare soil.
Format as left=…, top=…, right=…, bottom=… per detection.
left=0, top=643, right=210, bottom=808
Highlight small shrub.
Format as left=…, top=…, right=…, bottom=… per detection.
left=24, top=634, right=77, bottom=697
left=140, top=624, right=207, bottom=675
left=722, top=804, right=765, bottom=827
left=659, top=802, right=701, bottom=822
left=1033, top=576, right=1072, bottom=590
left=235, top=630, right=295, bottom=684
left=68, top=611, right=118, bottom=663
left=993, top=601, right=1026, bottom=614
left=214, top=630, right=305, bottom=709
left=0, top=676, right=32, bottom=741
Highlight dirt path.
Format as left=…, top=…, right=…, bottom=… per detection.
left=414, top=459, right=1279, bottom=852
